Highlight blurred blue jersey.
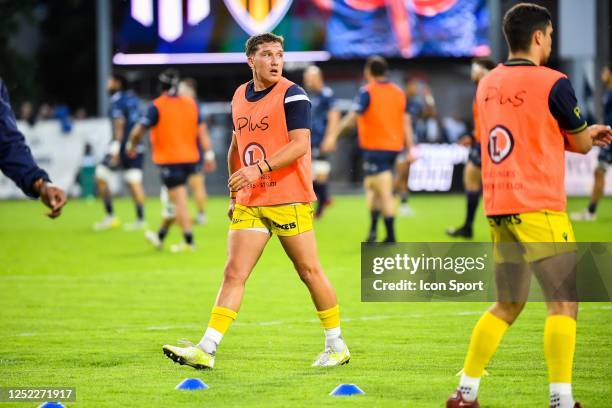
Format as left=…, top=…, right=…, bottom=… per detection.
left=308, top=87, right=336, bottom=150
left=109, top=90, right=141, bottom=150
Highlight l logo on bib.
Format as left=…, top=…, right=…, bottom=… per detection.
left=224, top=0, right=293, bottom=35
left=488, top=125, right=514, bottom=164
left=243, top=142, right=266, bottom=166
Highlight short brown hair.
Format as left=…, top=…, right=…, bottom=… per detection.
left=365, top=55, right=388, bottom=76
left=245, top=33, right=284, bottom=56
left=503, top=3, right=552, bottom=53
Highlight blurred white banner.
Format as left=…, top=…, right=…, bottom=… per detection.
left=0, top=119, right=111, bottom=199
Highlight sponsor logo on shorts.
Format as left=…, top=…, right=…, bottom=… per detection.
left=272, top=221, right=296, bottom=230
left=488, top=214, right=522, bottom=227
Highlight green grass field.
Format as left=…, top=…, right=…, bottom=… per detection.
left=0, top=195, right=610, bottom=407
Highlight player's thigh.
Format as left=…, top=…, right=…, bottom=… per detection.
left=371, top=171, right=394, bottom=198
left=494, top=261, right=531, bottom=303
left=464, top=161, right=481, bottom=190
left=278, top=230, right=322, bottom=273
left=188, top=172, right=204, bottom=191
left=531, top=251, right=578, bottom=304
left=168, top=185, right=189, bottom=208
left=225, top=229, right=270, bottom=281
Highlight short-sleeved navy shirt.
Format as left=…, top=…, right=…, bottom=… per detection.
left=308, top=86, right=336, bottom=148
left=109, top=90, right=141, bottom=147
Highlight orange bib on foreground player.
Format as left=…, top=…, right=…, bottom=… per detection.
left=231, top=77, right=316, bottom=206
left=357, top=82, right=406, bottom=151
left=477, top=65, right=567, bottom=215
left=150, top=95, right=199, bottom=165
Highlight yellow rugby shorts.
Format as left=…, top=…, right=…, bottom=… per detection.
left=487, top=210, right=577, bottom=263
left=230, top=203, right=314, bottom=236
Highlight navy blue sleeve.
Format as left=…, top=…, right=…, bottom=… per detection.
left=354, top=88, right=370, bottom=114
left=140, top=104, right=159, bottom=127
left=0, top=79, right=50, bottom=198
left=548, top=78, right=588, bottom=134
left=110, top=97, right=125, bottom=120
left=284, top=84, right=311, bottom=131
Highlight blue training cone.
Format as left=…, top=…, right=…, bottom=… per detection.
left=38, top=403, right=65, bottom=408
left=175, top=378, right=209, bottom=391
left=330, top=383, right=365, bottom=396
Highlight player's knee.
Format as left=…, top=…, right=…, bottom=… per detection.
left=295, top=261, right=323, bottom=285
left=223, top=264, right=248, bottom=286
left=546, top=301, right=578, bottom=319
left=492, top=301, right=525, bottom=324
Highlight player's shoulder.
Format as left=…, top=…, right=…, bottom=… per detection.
left=285, top=84, right=310, bottom=103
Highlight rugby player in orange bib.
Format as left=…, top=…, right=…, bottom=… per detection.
left=162, top=33, right=350, bottom=369
left=446, top=4, right=612, bottom=408
left=324, top=56, right=414, bottom=242
left=128, top=69, right=201, bottom=253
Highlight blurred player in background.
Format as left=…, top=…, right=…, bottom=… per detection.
left=178, top=78, right=216, bottom=225
left=0, top=77, right=66, bottom=218
left=93, top=73, right=146, bottom=231
left=303, top=65, right=340, bottom=219
left=571, top=63, right=612, bottom=222
left=447, top=4, right=612, bottom=408
left=162, top=33, right=350, bottom=370
left=325, top=56, right=414, bottom=242
left=128, top=69, right=200, bottom=253
left=446, top=57, right=496, bottom=238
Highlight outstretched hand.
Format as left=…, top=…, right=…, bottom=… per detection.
left=39, top=182, right=67, bottom=218
left=589, top=125, right=612, bottom=147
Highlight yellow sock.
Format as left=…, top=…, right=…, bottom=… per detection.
left=463, top=311, right=509, bottom=377
left=207, top=306, right=238, bottom=334
left=316, top=305, right=340, bottom=329
left=544, top=315, right=576, bottom=383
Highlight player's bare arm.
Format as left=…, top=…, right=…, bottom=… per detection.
left=228, top=128, right=309, bottom=192
left=320, top=107, right=341, bottom=152
left=126, top=123, right=146, bottom=157
left=322, top=110, right=357, bottom=152
left=227, top=131, right=240, bottom=219
left=403, top=112, right=416, bottom=162
left=566, top=124, right=612, bottom=154
left=109, top=117, right=125, bottom=165
left=199, top=121, right=216, bottom=172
